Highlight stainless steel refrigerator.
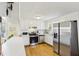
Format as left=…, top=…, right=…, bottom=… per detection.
left=0, top=17, right=2, bottom=55
left=53, top=21, right=79, bottom=56
left=53, top=23, right=60, bottom=54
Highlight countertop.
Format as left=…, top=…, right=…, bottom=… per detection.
left=2, top=36, right=26, bottom=56
left=39, top=35, right=45, bottom=36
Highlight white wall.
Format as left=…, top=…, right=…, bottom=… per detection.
left=19, top=3, right=45, bottom=33
left=44, top=12, right=79, bottom=46
left=0, top=2, right=6, bottom=17
left=0, top=2, right=8, bottom=44
left=20, top=19, right=45, bottom=33
left=7, top=2, right=20, bottom=36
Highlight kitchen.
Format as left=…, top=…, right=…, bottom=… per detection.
left=1, top=2, right=79, bottom=56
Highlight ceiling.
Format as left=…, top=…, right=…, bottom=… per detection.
left=0, top=2, right=6, bottom=17
left=19, top=2, right=79, bottom=21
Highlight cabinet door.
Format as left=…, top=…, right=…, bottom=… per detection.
left=22, top=35, right=29, bottom=45
left=39, top=36, right=44, bottom=43
left=45, top=34, right=49, bottom=43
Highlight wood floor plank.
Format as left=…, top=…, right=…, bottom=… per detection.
left=25, top=43, right=58, bottom=56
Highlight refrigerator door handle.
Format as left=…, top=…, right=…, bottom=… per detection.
left=54, top=33, right=57, bottom=39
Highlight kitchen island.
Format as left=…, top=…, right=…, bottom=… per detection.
left=2, top=34, right=45, bottom=56
left=2, top=36, right=26, bottom=56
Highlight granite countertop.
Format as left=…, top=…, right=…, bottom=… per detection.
left=38, top=35, right=45, bottom=36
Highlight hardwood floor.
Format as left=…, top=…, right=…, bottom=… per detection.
left=25, top=43, right=58, bottom=56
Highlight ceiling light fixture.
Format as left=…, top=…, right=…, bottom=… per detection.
left=36, top=16, right=41, bottom=19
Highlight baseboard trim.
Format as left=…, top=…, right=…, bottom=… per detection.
left=42, top=42, right=53, bottom=47
left=24, top=45, right=30, bottom=47
left=24, top=42, right=53, bottom=48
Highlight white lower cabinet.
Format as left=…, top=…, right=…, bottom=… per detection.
left=22, top=35, right=29, bottom=45
left=39, top=35, right=45, bottom=43
left=45, top=34, right=53, bottom=46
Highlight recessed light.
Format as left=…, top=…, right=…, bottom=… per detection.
left=2, top=16, right=6, bottom=20
left=36, top=16, right=41, bottom=19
